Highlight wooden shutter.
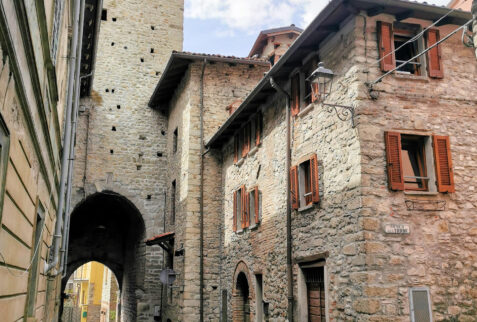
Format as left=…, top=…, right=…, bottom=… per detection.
left=242, top=126, right=250, bottom=158
left=233, top=190, right=237, bottom=232
left=291, top=73, right=300, bottom=116
left=433, top=135, right=454, bottom=193
left=377, top=21, right=395, bottom=72
left=426, top=29, right=444, bottom=78
left=234, top=134, right=239, bottom=163
left=385, top=132, right=404, bottom=191
left=311, top=83, right=319, bottom=103
left=253, top=187, right=260, bottom=224
left=255, top=112, right=262, bottom=146
left=240, top=185, right=247, bottom=229
left=310, top=154, right=320, bottom=203
left=290, top=165, right=299, bottom=210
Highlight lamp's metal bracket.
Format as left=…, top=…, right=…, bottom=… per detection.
left=322, top=102, right=356, bottom=128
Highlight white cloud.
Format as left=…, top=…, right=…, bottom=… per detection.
left=186, top=0, right=455, bottom=35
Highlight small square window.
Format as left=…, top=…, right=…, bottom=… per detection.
left=101, top=9, right=107, bottom=21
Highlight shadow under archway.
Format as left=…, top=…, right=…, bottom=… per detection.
left=62, top=191, right=146, bottom=321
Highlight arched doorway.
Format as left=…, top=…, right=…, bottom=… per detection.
left=233, top=262, right=252, bottom=322
left=62, top=191, right=146, bottom=322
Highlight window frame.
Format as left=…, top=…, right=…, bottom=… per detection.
left=233, top=112, right=263, bottom=163
left=409, top=287, right=433, bottom=322
left=401, top=135, right=428, bottom=191
left=0, top=115, right=10, bottom=226
left=291, top=154, right=320, bottom=210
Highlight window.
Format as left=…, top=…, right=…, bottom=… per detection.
left=290, top=154, right=320, bottom=210
left=234, top=113, right=262, bottom=163
left=0, top=115, right=9, bottom=224
left=171, top=180, right=176, bottom=224
left=402, top=135, right=428, bottom=191
left=101, top=9, right=107, bottom=21
left=377, top=21, right=443, bottom=78
left=291, top=58, right=319, bottom=116
left=173, top=127, right=178, bottom=153
left=233, top=186, right=261, bottom=232
left=385, top=132, right=454, bottom=192
left=26, top=206, right=45, bottom=317
left=409, top=287, right=433, bottom=322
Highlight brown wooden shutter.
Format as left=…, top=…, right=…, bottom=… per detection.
left=385, top=131, right=404, bottom=191
left=433, top=135, right=454, bottom=192
left=377, top=21, right=395, bottom=72
left=255, top=112, right=262, bottom=146
left=241, top=185, right=247, bottom=229
left=426, top=29, right=444, bottom=78
left=242, top=126, right=250, bottom=158
left=290, top=165, right=299, bottom=210
left=310, top=154, right=320, bottom=203
left=234, top=134, right=239, bottom=163
left=254, top=187, right=260, bottom=224
left=291, top=73, right=300, bottom=116
left=233, top=190, right=237, bottom=232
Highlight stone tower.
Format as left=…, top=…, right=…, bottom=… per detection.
left=69, top=0, right=183, bottom=321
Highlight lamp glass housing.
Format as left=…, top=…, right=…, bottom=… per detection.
left=309, top=62, right=334, bottom=102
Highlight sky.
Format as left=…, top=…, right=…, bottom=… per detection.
left=183, top=0, right=453, bottom=57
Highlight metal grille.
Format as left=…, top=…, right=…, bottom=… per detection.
left=304, top=267, right=326, bottom=322
left=50, top=0, right=64, bottom=64
left=411, top=289, right=432, bottom=322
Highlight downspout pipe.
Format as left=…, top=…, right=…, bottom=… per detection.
left=61, top=72, right=93, bottom=278
left=270, top=77, right=293, bottom=321
left=199, top=58, right=207, bottom=322
left=45, top=0, right=83, bottom=275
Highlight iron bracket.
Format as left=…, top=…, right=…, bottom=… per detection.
left=322, top=102, right=356, bottom=128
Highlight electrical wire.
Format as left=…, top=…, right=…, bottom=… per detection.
left=375, top=0, right=469, bottom=66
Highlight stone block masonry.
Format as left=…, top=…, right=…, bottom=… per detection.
left=71, top=0, right=183, bottom=321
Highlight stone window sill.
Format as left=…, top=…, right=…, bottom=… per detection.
left=235, top=157, right=245, bottom=167
left=248, top=145, right=259, bottom=157
left=250, top=224, right=260, bottom=230
left=403, top=191, right=438, bottom=196
left=393, top=73, right=429, bottom=82
left=297, top=103, right=314, bottom=118
left=298, top=204, right=314, bottom=212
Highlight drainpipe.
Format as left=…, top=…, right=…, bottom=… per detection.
left=45, top=0, right=84, bottom=274
left=60, top=73, right=92, bottom=278
left=270, top=77, right=293, bottom=321
left=199, top=58, right=207, bottom=322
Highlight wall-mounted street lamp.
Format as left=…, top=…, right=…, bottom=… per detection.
left=307, top=62, right=356, bottom=128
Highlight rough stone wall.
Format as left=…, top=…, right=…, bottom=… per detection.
left=355, top=14, right=477, bottom=321
left=71, top=0, right=183, bottom=321
left=219, top=17, right=364, bottom=321
left=163, top=60, right=267, bottom=321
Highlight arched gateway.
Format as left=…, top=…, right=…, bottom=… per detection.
left=62, top=191, right=146, bottom=321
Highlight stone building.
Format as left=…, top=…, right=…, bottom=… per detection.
left=0, top=0, right=72, bottom=321
left=203, top=0, right=476, bottom=321
left=67, top=0, right=183, bottom=321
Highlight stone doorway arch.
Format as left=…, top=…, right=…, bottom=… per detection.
left=62, top=191, right=146, bottom=322
left=233, top=261, right=253, bottom=322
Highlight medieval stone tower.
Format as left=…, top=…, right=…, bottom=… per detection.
left=68, top=0, right=183, bottom=321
